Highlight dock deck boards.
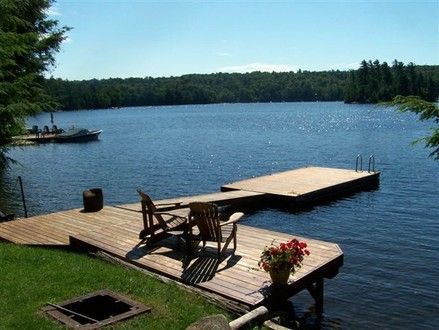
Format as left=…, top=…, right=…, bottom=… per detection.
left=221, top=166, right=379, bottom=203
left=0, top=205, right=342, bottom=310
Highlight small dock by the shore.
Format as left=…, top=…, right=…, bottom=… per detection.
left=12, top=133, right=58, bottom=145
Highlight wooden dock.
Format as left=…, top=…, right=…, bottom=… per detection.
left=1, top=166, right=380, bottom=313
left=12, top=133, right=58, bottom=145
left=222, top=166, right=379, bottom=205
left=0, top=205, right=342, bottom=312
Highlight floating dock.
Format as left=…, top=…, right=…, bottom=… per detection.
left=117, top=167, right=379, bottom=212
left=222, top=166, right=379, bottom=205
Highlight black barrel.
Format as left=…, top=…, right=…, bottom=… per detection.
left=83, top=188, right=103, bottom=212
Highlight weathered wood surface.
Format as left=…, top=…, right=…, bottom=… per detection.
left=221, top=166, right=379, bottom=203
left=0, top=205, right=342, bottom=309
left=0, top=206, right=187, bottom=246
left=70, top=222, right=342, bottom=308
left=78, top=225, right=342, bottom=308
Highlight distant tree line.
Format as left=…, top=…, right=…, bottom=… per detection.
left=44, top=71, right=348, bottom=110
left=44, top=61, right=438, bottom=111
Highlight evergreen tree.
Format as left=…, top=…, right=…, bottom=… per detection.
left=379, top=61, right=393, bottom=100
left=344, top=60, right=438, bottom=103
left=0, top=0, right=70, bottom=167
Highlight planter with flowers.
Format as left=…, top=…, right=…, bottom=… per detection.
left=258, top=238, right=310, bottom=286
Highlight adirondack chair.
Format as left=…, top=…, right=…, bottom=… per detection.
left=42, top=125, right=50, bottom=136
left=137, top=190, right=187, bottom=244
left=188, top=202, right=244, bottom=260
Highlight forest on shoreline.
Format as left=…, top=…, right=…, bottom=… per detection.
left=44, top=60, right=439, bottom=111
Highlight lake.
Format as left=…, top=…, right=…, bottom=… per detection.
left=1, top=102, right=438, bottom=328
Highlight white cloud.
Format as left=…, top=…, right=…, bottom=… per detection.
left=217, top=62, right=297, bottom=73
left=327, top=62, right=360, bottom=71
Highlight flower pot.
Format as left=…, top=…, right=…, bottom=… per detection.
left=269, top=267, right=291, bottom=286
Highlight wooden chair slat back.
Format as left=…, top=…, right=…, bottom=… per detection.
left=189, top=202, right=221, bottom=242
left=137, top=190, right=167, bottom=228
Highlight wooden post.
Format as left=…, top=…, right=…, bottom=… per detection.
left=18, top=176, right=28, bottom=218
left=315, top=278, right=324, bottom=317
left=229, top=306, right=269, bottom=330
left=306, top=278, right=324, bottom=317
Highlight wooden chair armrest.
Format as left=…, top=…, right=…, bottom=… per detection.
left=220, top=212, right=244, bottom=226
left=153, top=211, right=187, bottom=220
left=155, top=201, right=182, bottom=207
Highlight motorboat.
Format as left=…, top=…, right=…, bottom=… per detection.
left=55, top=127, right=102, bottom=143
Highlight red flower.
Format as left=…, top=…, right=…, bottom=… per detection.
left=259, top=238, right=310, bottom=274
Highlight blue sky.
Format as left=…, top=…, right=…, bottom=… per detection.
left=48, top=0, right=438, bottom=80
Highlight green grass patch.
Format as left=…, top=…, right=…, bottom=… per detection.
left=0, top=242, right=231, bottom=329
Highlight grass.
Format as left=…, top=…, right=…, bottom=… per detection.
left=0, top=242, right=231, bottom=329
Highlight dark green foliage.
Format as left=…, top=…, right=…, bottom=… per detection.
left=344, top=60, right=438, bottom=104
left=44, top=62, right=438, bottom=111
left=391, top=95, right=439, bottom=159
left=0, top=0, right=69, bottom=166
left=44, top=71, right=350, bottom=110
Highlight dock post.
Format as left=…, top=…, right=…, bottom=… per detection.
left=315, top=278, right=324, bottom=317
left=306, top=278, right=324, bottom=317
left=18, top=176, right=28, bottom=218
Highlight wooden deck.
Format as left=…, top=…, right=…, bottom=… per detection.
left=0, top=205, right=343, bottom=311
left=2, top=166, right=374, bottom=312
left=222, top=166, right=379, bottom=205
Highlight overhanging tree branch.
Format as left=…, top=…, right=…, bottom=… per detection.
left=390, top=95, right=439, bottom=160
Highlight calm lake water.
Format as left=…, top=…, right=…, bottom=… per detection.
left=1, top=102, right=438, bottom=328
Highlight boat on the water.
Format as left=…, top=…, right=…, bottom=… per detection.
left=55, top=127, right=102, bottom=143
left=14, top=126, right=102, bottom=144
